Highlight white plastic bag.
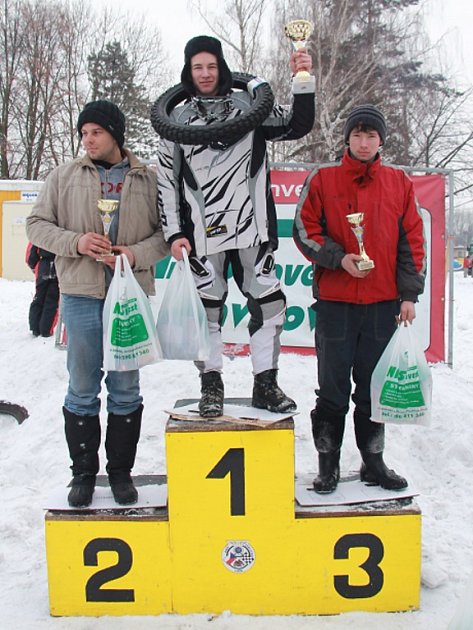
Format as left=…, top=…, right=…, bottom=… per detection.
left=103, top=254, right=162, bottom=371
left=370, top=323, right=432, bottom=426
left=156, top=249, right=210, bottom=360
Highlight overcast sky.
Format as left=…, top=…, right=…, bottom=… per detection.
left=92, top=0, right=473, bottom=86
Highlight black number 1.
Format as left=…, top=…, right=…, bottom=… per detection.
left=207, top=448, right=245, bottom=515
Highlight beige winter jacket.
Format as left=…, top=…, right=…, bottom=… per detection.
left=26, top=150, right=168, bottom=298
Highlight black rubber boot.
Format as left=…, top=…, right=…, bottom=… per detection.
left=360, top=451, right=408, bottom=490
left=63, top=407, right=101, bottom=508
left=252, top=369, right=296, bottom=413
left=311, top=408, right=345, bottom=494
left=106, top=405, right=143, bottom=505
left=199, top=371, right=224, bottom=417
left=67, top=478, right=96, bottom=508
left=313, top=450, right=341, bottom=493
left=354, top=408, right=385, bottom=454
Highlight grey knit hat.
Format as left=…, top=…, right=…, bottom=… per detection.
left=77, top=100, right=126, bottom=148
left=343, top=104, right=387, bottom=145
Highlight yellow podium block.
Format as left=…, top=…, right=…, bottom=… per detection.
left=165, top=410, right=420, bottom=615
left=166, top=414, right=297, bottom=614
left=44, top=400, right=421, bottom=616
left=45, top=509, right=172, bottom=616
left=292, top=508, right=420, bottom=614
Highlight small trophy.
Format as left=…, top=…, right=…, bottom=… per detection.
left=284, top=19, right=314, bottom=85
left=97, top=199, right=119, bottom=261
left=346, top=212, right=375, bottom=271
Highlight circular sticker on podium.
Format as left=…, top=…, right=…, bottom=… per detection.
left=222, top=541, right=256, bottom=573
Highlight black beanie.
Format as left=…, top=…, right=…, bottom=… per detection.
left=77, top=100, right=126, bottom=148
left=180, top=35, right=233, bottom=96
left=343, top=104, right=387, bottom=145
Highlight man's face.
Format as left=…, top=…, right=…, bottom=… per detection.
left=191, top=52, right=219, bottom=96
left=348, top=127, right=382, bottom=162
left=81, top=123, right=122, bottom=163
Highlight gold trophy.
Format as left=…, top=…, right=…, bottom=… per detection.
left=284, top=19, right=314, bottom=87
left=346, top=212, right=375, bottom=271
left=97, top=199, right=119, bottom=261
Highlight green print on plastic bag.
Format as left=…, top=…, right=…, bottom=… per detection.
left=111, top=298, right=149, bottom=347
left=379, top=364, right=426, bottom=409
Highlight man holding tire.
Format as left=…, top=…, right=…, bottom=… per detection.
left=157, top=35, right=314, bottom=417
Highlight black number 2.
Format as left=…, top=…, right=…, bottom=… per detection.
left=84, top=537, right=135, bottom=602
left=333, top=533, right=384, bottom=599
left=207, top=448, right=245, bottom=515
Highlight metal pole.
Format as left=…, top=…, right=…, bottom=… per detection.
left=447, top=170, right=455, bottom=368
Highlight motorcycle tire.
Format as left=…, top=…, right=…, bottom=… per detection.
left=150, top=72, right=274, bottom=146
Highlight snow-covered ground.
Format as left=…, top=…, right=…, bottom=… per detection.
left=1, top=273, right=472, bottom=629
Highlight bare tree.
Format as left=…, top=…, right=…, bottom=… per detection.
left=189, top=0, right=268, bottom=73
left=0, top=0, right=25, bottom=178
left=0, top=0, right=169, bottom=179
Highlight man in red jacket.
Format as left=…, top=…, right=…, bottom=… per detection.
left=293, top=104, right=426, bottom=493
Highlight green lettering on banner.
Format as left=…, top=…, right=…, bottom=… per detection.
left=301, top=265, right=314, bottom=286
left=232, top=303, right=249, bottom=327
left=284, top=306, right=316, bottom=332
left=223, top=303, right=316, bottom=332
left=284, top=306, right=304, bottom=331
left=277, top=219, right=294, bottom=238
left=275, top=263, right=313, bottom=287
left=155, top=256, right=175, bottom=279
left=284, top=265, right=303, bottom=286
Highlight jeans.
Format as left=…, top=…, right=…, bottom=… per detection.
left=62, top=295, right=142, bottom=416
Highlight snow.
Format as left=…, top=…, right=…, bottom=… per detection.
left=1, top=273, right=473, bottom=629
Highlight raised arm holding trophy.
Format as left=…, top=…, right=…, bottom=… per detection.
left=155, top=30, right=315, bottom=419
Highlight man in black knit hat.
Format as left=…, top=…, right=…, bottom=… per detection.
left=27, top=100, right=169, bottom=508
left=157, top=35, right=315, bottom=418
left=293, top=104, right=426, bottom=494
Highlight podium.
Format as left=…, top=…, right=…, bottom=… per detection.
left=45, top=400, right=421, bottom=616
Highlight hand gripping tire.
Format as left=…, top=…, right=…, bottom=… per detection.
left=150, top=73, right=274, bottom=146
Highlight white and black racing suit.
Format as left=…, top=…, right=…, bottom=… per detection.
left=157, top=81, right=315, bottom=374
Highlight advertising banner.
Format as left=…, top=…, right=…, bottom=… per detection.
left=155, top=169, right=445, bottom=363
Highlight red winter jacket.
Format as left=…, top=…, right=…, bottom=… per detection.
left=293, top=150, right=426, bottom=304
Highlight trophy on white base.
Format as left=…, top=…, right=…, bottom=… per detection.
left=284, top=19, right=314, bottom=91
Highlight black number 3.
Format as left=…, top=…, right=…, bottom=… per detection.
left=333, top=533, right=384, bottom=599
